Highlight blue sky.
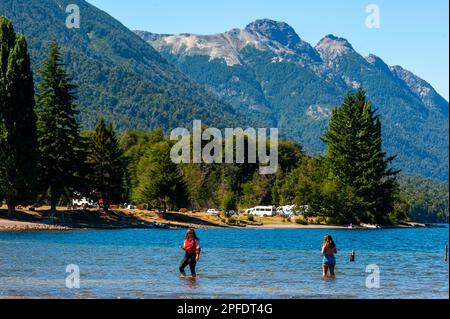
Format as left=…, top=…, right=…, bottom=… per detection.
left=87, top=0, right=449, bottom=100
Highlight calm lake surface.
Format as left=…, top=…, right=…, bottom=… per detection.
left=0, top=227, right=448, bottom=299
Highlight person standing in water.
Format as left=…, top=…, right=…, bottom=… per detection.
left=179, top=229, right=201, bottom=278
left=321, top=234, right=337, bottom=279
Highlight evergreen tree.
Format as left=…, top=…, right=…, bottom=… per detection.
left=87, top=118, right=128, bottom=212
left=0, top=17, right=38, bottom=215
left=221, top=191, right=237, bottom=212
left=134, top=140, right=187, bottom=212
left=323, top=89, right=400, bottom=224
left=36, top=41, right=85, bottom=215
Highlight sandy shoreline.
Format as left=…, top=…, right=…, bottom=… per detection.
left=245, top=223, right=350, bottom=229
left=0, top=205, right=437, bottom=232
left=0, top=217, right=421, bottom=232
left=0, top=219, right=69, bottom=232
left=0, top=218, right=347, bottom=231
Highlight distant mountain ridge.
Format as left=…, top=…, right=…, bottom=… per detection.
left=136, top=19, right=449, bottom=181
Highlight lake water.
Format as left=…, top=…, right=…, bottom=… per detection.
left=0, top=227, right=448, bottom=299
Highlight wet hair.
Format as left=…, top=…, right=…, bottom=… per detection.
left=323, top=234, right=336, bottom=249
left=185, top=228, right=199, bottom=241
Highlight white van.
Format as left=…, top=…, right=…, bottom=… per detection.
left=277, top=205, right=296, bottom=217
left=246, top=206, right=276, bottom=217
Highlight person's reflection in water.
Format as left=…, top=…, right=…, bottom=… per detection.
left=184, top=276, right=199, bottom=290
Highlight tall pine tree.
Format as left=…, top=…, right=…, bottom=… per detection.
left=87, top=118, right=128, bottom=212
left=36, top=41, right=85, bottom=215
left=323, top=89, right=400, bottom=224
left=0, top=17, right=38, bottom=215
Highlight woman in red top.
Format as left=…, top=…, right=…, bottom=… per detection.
left=179, top=229, right=201, bottom=277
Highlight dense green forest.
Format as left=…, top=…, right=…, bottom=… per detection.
left=398, top=176, right=449, bottom=223
left=117, top=129, right=448, bottom=224
left=0, top=17, right=448, bottom=224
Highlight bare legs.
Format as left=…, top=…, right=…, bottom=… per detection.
left=329, top=265, right=335, bottom=278
left=322, top=265, right=336, bottom=279
left=322, top=265, right=328, bottom=279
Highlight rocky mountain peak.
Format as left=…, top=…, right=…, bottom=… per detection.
left=366, top=54, right=391, bottom=73
left=245, top=19, right=301, bottom=48
left=390, top=65, right=449, bottom=114
left=315, top=34, right=355, bottom=60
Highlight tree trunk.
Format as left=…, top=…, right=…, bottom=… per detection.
left=7, top=197, right=15, bottom=217
left=50, top=192, right=58, bottom=216
left=103, top=193, right=109, bottom=213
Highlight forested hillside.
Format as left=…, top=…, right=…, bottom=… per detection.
left=0, top=0, right=258, bottom=132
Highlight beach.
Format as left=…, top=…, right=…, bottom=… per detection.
left=0, top=219, right=69, bottom=232
left=0, top=205, right=426, bottom=232
left=0, top=215, right=348, bottom=231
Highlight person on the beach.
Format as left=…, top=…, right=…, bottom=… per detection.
left=321, top=234, right=337, bottom=279
left=179, top=229, right=201, bottom=278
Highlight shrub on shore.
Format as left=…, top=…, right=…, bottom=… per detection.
left=227, top=216, right=238, bottom=224
left=295, top=217, right=308, bottom=225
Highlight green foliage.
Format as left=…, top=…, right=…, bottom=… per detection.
left=226, top=216, right=238, bottom=224
left=246, top=214, right=255, bottom=222
left=134, top=140, right=187, bottom=211
left=295, top=217, right=308, bottom=225
left=35, top=41, right=86, bottom=212
left=0, top=16, right=38, bottom=214
left=221, top=191, right=237, bottom=212
left=86, top=118, right=128, bottom=211
left=240, top=173, right=275, bottom=208
left=119, top=129, right=164, bottom=198
left=398, top=175, right=449, bottom=223
left=281, top=156, right=348, bottom=221
left=277, top=140, right=303, bottom=173
left=323, top=90, right=400, bottom=224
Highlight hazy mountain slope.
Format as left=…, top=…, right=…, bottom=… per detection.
left=136, top=19, right=449, bottom=181
left=0, top=0, right=254, bottom=132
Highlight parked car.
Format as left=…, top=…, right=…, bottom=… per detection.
left=207, top=209, right=220, bottom=215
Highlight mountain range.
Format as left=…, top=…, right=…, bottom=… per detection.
left=0, top=0, right=253, bottom=132
left=0, top=1, right=448, bottom=181
left=136, top=19, right=449, bottom=181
